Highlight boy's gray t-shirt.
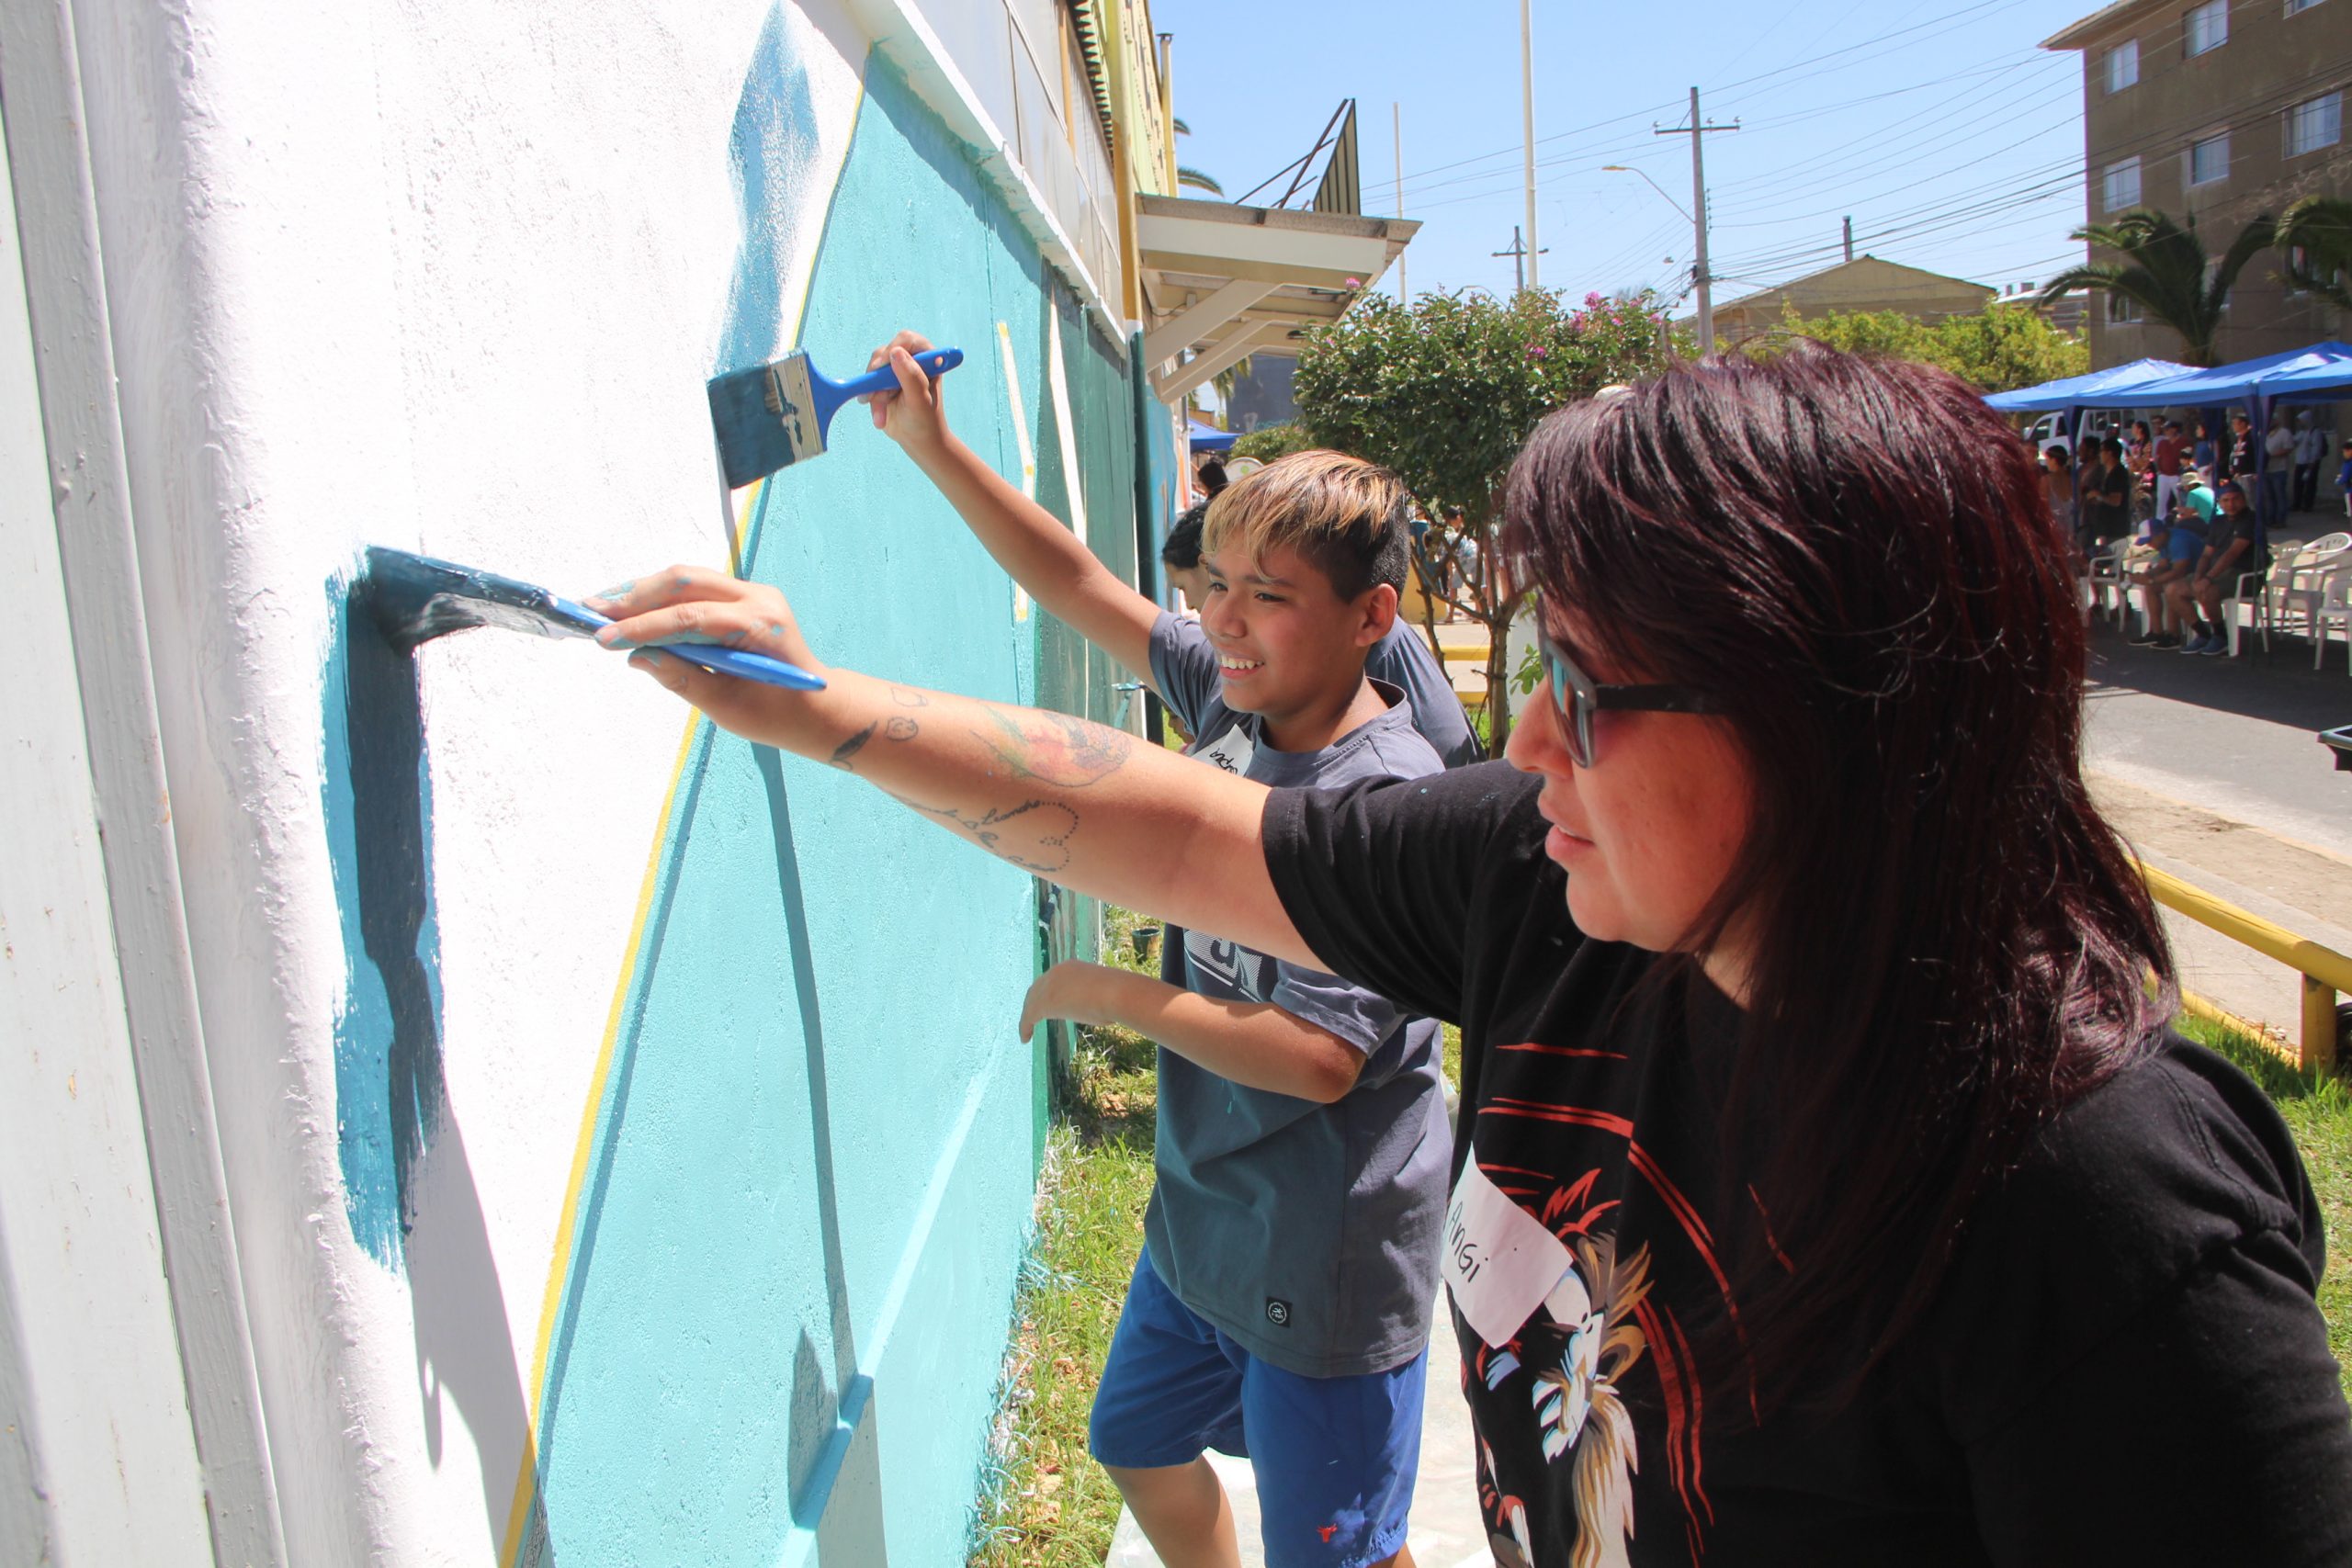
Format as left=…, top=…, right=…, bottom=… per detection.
left=1367, top=618, right=1482, bottom=768
left=1144, top=611, right=1451, bottom=1378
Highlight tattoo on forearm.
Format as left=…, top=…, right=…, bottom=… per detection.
left=828, top=722, right=877, bottom=770
left=887, top=791, right=1079, bottom=873
left=974, top=709, right=1133, bottom=787
left=886, top=717, right=919, bottom=741
left=890, top=687, right=930, bottom=708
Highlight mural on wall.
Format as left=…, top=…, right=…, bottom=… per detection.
left=341, top=8, right=1132, bottom=1565
left=9, top=0, right=1182, bottom=1552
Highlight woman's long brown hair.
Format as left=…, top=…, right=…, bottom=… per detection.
left=1501, top=346, right=2173, bottom=1416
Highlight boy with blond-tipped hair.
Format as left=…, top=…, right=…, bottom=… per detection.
left=865, top=336, right=1450, bottom=1568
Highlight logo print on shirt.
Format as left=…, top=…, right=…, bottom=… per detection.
left=1184, top=930, right=1272, bottom=1003
left=1265, top=1297, right=1293, bottom=1327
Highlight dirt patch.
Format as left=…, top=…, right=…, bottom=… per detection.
left=2090, top=772, right=2352, bottom=931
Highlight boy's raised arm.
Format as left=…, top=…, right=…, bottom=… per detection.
left=864, top=333, right=1160, bottom=685
left=587, top=566, right=1317, bottom=969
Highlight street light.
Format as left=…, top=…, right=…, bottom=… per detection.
left=1600, top=164, right=1690, bottom=223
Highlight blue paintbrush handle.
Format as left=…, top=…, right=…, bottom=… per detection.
left=667, top=644, right=828, bottom=693
left=553, top=594, right=827, bottom=692
left=828, top=346, right=964, bottom=402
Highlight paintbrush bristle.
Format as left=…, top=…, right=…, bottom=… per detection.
left=708, top=351, right=821, bottom=488
left=361, top=547, right=599, bottom=653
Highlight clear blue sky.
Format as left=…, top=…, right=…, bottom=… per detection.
left=1154, top=0, right=2088, bottom=311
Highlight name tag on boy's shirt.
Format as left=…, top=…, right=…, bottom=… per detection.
left=1193, top=722, right=1257, bottom=777
left=1443, top=1155, right=1574, bottom=1348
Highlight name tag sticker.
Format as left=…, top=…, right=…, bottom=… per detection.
left=1444, top=1156, right=1574, bottom=1348
left=1195, top=722, right=1257, bottom=777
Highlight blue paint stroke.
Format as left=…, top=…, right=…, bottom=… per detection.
left=321, top=572, right=448, bottom=1268
left=717, top=3, right=825, bottom=378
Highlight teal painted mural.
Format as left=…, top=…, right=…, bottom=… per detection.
left=322, top=572, right=448, bottom=1270
left=501, top=32, right=1138, bottom=1568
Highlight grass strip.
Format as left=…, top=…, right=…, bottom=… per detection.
left=969, top=911, right=1163, bottom=1566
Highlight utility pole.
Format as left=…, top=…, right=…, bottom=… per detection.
left=1520, top=0, right=1539, bottom=289
left=1656, top=86, right=1737, bottom=356
left=1843, top=216, right=1854, bottom=264
left=1394, top=100, right=1407, bottom=303
left=1493, top=225, right=1546, bottom=296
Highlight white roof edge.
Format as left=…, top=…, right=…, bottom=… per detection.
left=2042, top=0, right=2156, bottom=51
left=842, top=0, right=1134, bottom=353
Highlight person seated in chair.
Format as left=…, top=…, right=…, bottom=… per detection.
left=2165, top=482, right=2267, bottom=656
left=2127, top=500, right=2206, bottom=651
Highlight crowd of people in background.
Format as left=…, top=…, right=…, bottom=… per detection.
left=2036, top=404, right=2340, bottom=655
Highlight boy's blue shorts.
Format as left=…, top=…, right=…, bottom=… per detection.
left=1088, top=1250, right=1425, bottom=1568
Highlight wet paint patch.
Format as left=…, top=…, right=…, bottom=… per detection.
left=321, top=571, right=448, bottom=1268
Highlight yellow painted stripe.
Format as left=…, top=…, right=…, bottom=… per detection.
left=726, top=477, right=756, bottom=578
left=498, top=710, right=706, bottom=1564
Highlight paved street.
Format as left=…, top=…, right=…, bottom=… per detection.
left=2082, top=570, right=2352, bottom=863
left=2082, top=602, right=2352, bottom=1037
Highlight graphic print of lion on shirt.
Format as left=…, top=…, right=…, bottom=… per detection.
left=1479, top=1224, right=1654, bottom=1568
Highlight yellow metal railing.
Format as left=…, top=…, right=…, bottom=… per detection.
left=2140, top=862, right=2349, bottom=1074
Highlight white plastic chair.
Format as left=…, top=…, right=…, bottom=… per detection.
left=2310, top=566, right=2352, bottom=671
left=2084, top=540, right=2133, bottom=626
left=2222, top=562, right=2273, bottom=656
left=2113, top=541, right=2165, bottom=635
left=2275, top=532, right=2352, bottom=641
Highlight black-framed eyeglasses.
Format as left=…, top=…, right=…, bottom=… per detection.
left=1535, top=626, right=1724, bottom=768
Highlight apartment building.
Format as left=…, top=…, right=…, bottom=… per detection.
left=2049, top=0, right=2352, bottom=366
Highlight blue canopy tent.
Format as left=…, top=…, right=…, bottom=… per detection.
left=1983, top=356, right=2197, bottom=414
left=1188, top=418, right=1238, bottom=453
left=2108, top=340, right=2352, bottom=412
left=1985, top=358, right=2197, bottom=472
left=2061, top=343, right=2352, bottom=526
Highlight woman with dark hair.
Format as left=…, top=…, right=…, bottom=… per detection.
left=594, top=345, right=2351, bottom=1565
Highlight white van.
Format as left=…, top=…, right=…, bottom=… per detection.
left=2021, top=411, right=2122, bottom=457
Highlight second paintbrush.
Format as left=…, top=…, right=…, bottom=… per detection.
left=708, top=344, right=962, bottom=488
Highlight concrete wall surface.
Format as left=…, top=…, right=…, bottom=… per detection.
left=3, top=0, right=1142, bottom=1562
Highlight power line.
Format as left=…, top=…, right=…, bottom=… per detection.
left=1708, top=73, right=2081, bottom=215
left=1360, top=0, right=2041, bottom=205
left=1381, top=50, right=2075, bottom=224
left=1714, top=107, right=2086, bottom=238
left=1708, top=0, right=2033, bottom=102
left=1709, top=51, right=2352, bottom=290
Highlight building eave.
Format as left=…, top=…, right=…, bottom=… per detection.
left=1135, top=195, right=1418, bottom=400
left=2043, top=0, right=2164, bottom=52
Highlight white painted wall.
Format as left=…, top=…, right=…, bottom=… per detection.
left=59, top=0, right=864, bottom=1559
left=0, top=111, right=216, bottom=1568
left=9, top=0, right=1152, bottom=1553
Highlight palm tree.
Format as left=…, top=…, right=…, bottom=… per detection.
left=1170, top=116, right=1224, bottom=197
left=2274, top=195, right=2352, bottom=310
left=2039, top=207, right=2276, bottom=367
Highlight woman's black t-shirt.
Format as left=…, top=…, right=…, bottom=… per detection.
left=1263, top=761, right=2352, bottom=1566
